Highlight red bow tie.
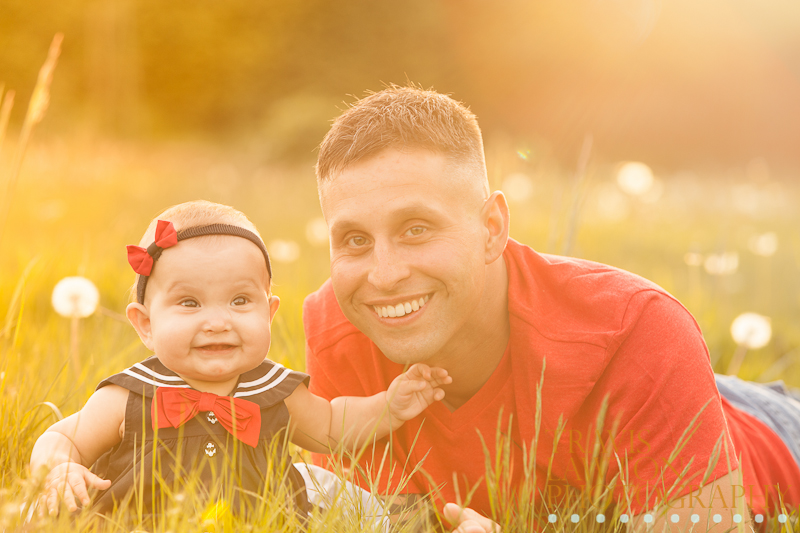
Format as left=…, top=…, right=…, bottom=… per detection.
left=151, top=387, right=261, bottom=447
left=127, top=219, right=179, bottom=276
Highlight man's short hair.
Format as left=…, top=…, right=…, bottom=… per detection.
left=316, top=85, right=487, bottom=190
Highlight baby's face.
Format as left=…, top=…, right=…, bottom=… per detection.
left=137, top=236, right=275, bottom=391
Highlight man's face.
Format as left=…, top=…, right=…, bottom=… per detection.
left=320, top=148, right=490, bottom=366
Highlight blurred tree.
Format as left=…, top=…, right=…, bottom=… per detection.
left=1, top=0, right=798, bottom=168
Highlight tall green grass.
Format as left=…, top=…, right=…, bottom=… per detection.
left=2, top=47, right=800, bottom=531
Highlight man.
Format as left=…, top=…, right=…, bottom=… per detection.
left=303, top=86, right=800, bottom=531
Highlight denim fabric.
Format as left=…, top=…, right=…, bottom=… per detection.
left=716, top=374, right=800, bottom=466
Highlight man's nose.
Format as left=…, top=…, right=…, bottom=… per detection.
left=367, top=240, right=411, bottom=292
left=203, top=306, right=232, bottom=333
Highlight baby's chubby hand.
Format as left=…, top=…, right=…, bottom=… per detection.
left=37, top=461, right=111, bottom=516
left=386, top=364, right=452, bottom=422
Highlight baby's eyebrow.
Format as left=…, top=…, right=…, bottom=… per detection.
left=163, top=281, right=200, bottom=293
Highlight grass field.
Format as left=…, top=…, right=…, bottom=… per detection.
left=1, top=135, right=799, bottom=531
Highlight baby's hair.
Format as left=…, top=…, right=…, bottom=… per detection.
left=131, top=200, right=269, bottom=301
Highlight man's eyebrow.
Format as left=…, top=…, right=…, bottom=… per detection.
left=329, top=204, right=446, bottom=235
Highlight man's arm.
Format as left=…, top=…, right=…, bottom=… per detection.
left=632, top=469, right=750, bottom=532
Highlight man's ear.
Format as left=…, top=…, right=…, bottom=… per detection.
left=481, top=190, right=510, bottom=264
left=268, top=295, right=280, bottom=322
left=126, top=302, right=154, bottom=351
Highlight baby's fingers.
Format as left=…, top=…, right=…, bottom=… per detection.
left=45, top=488, right=60, bottom=516
left=397, top=379, right=429, bottom=395
left=45, top=483, right=69, bottom=516
left=60, top=481, right=79, bottom=513
left=406, top=363, right=432, bottom=381
left=428, top=369, right=453, bottom=387
left=83, top=470, right=111, bottom=491
left=69, top=476, right=92, bottom=508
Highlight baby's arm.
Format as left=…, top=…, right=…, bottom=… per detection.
left=284, top=364, right=451, bottom=453
left=30, top=384, right=128, bottom=515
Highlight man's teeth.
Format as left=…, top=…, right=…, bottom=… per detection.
left=373, top=296, right=429, bottom=318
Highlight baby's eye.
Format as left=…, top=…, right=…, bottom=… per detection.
left=232, top=296, right=248, bottom=306
left=405, top=226, right=426, bottom=237
left=180, top=299, right=199, bottom=308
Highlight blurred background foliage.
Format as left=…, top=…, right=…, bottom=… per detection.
left=1, top=0, right=799, bottom=167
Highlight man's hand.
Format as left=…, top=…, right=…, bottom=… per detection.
left=443, top=503, right=501, bottom=533
left=386, top=364, right=452, bottom=422
left=37, top=461, right=111, bottom=516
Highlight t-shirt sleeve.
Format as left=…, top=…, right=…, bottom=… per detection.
left=596, top=291, right=738, bottom=512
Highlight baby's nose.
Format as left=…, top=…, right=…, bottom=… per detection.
left=203, top=307, right=232, bottom=332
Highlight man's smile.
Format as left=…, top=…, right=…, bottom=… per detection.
left=370, top=294, right=430, bottom=318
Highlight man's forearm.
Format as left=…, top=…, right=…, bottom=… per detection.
left=632, top=470, right=750, bottom=532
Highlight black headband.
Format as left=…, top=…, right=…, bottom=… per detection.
left=135, top=223, right=272, bottom=304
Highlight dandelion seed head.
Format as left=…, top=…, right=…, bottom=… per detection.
left=683, top=252, right=703, bottom=267
left=596, top=183, right=631, bottom=222
left=268, top=239, right=300, bottom=264
left=703, top=252, right=739, bottom=275
left=748, top=232, right=778, bottom=257
left=51, top=276, right=99, bottom=318
left=616, top=162, right=654, bottom=197
left=731, top=184, right=761, bottom=215
left=731, top=312, right=772, bottom=349
left=639, top=178, right=664, bottom=204
left=502, top=173, right=534, bottom=203
left=305, top=217, right=329, bottom=247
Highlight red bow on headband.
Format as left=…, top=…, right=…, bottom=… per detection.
left=151, top=387, right=261, bottom=447
left=127, top=220, right=178, bottom=276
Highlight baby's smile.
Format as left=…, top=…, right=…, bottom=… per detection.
left=194, top=343, right=238, bottom=352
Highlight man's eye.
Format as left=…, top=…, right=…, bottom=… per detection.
left=232, top=296, right=248, bottom=306
left=180, top=299, right=199, bottom=308
left=405, top=226, right=426, bottom=236
left=348, top=235, right=368, bottom=247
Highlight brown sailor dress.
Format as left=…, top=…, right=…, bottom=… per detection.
left=90, top=356, right=310, bottom=516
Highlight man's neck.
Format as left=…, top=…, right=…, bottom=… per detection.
left=436, top=256, right=510, bottom=411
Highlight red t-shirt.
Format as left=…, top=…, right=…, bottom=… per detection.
left=304, top=239, right=799, bottom=516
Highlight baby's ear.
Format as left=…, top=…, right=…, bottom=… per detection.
left=126, top=302, right=154, bottom=350
left=268, top=295, right=280, bottom=322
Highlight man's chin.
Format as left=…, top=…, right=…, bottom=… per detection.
left=376, top=341, right=439, bottom=367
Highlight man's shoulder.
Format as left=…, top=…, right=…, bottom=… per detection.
left=505, top=239, right=688, bottom=344
left=303, top=279, right=367, bottom=354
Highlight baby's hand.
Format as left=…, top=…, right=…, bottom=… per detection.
left=38, top=461, right=111, bottom=516
left=386, top=364, right=452, bottom=422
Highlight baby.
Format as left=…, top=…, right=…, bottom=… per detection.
left=30, top=200, right=451, bottom=518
